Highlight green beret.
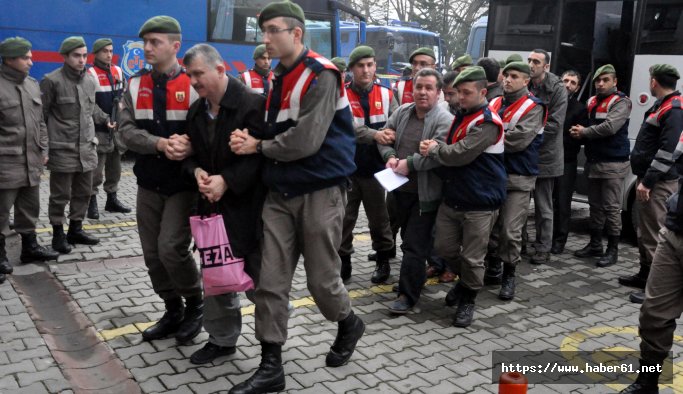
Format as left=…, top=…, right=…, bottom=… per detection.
left=258, top=1, right=305, bottom=27
left=348, top=45, right=374, bottom=68
left=409, top=47, right=436, bottom=63
left=138, top=15, right=181, bottom=38
left=330, top=57, right=347, bottom=73
left=451, top=54, right=473, bottom=70
left=92, top=38, right=113, bottom=54
left=649, top=64, right=680, bottom=81
left=593, top=64, right=616, bottom=82
left=498, top=59, right=507, bottom=68
left=59, top=36, right=86, bottom=55
left=253, top=44, right=267, bottom=60
left=453, top=66, right=487, bottom=87
left=0, top=37, right=31, bottom=58
left=505, top=53, right=523, bottom=64
left=503, top=61, right=530, bottom=75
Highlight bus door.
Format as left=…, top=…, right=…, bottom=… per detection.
left=555, top=0, right=638, bottom=102
left=629, top=0, right=683, bottom=138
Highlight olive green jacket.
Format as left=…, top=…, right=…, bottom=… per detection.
left=0, top=64, right=48, bottom=188
left=40, top=65, right=109, bottom=172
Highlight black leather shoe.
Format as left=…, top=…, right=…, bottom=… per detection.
left=190, top=342, right=236, bottom=364
left=370, top=261, right=390, bottom=284
left=629, top=292, right=645, bottom=304
left=619, top=265, right=649, bottom=289
left=530, top=251, right=550, bottom=265
left=596, top=235, right=619, bottom=268
left=66, top=221, right=99, bottom=245
left=142, top=298, right=184, bottom=341
left=230, top=343, right=285, bottom=394
left=498, top=263, right=516, bottom=300
left=176, top=295, right=204, bottom=344
left=105, top=192, right=132, bottom=213
left=340, top=255, right=351, bottom=282
left=452, top=286, right=477, bottom=328
left=575, top=230, right=603, bottom=258
left=619, top=382, right=659, bottom=393
left=326, top=311, right=365, bottom=367
left=87, top=196, right=99, bottom=220
left=51, top=225, right=72, bottom=254
left=20, top=232, right=59, bottom=264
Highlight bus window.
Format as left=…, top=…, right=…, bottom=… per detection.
left=638, top=1, right=683, bottom=54
left=208, top=0, right=269, bottom=42
left=207, top=0, right=333, bottom=58
left=489, top=1, right=556, bottom=50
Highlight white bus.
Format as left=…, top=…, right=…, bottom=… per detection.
left=482, top=0, right=683, bottom=236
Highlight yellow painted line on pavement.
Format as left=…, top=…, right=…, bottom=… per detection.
left=35, top=221, right=138, bottom=234
left=560, top=326, right=683, bottom=391
left=98, top=277, right=442, bottom=341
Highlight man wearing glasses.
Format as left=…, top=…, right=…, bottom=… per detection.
left=394, top=47, right=437, bottom=106
left=229, top=1, right=364, bottom=392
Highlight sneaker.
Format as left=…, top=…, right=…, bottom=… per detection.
left=190, top=342, right=236, bottom=365
left=388, top=295, right=412, bottom=314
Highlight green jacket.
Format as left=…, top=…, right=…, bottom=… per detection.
left=40, top=65, right=108, bottom=172
left=0, top=64, right=47, bottom=188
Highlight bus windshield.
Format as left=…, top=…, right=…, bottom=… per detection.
left=366, top=29, right=441, bottom=75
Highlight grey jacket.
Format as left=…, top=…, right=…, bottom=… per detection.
left=40, top=65, right=109, bottom=172
left=0, top=65, right=48, bottom=188
left=378, top=102, right=454, bottom=212
left=530, top=71, right=568, bottom=177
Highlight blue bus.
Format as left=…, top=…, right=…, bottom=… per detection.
left=339, top=21, right=443, bottom=78
left=1, top=0, right=365, bottom=79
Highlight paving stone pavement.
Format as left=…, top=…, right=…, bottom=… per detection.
left=1, top=159, right=682, bottom=393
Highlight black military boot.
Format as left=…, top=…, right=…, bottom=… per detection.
left=596, top=235, right=619, bottom=267
left=340, top=254, right=352, bottom=282
left=499, top=263, right=516, bottom=301
left=66, top=220, right=99, bottom=245
left=142, top=297, right=184, bottom=341
left=445, top=280, right=462, bottom=307
left=0, top=236, right=12, bottom=275
left=105, top=192, right=132, bottom=213
left=483, top=255, right=502, bottom=285
left=453, top=286, right=478, bottom=328
left=619, top=264, right=649, bottom=289
left=326, top=310, right=365, bottom=367
left=370, top=250, right=392, bottom=284
left=20, top=232, right=59, bottom=263
left=176, top=295, right=204, bottom=344
left=229, top=342, right=285, bottom=394
left=87, top=195, right=99, bottom=219
left=51, top=225, right=72, bottom=254
left=619, top=359, right=661, bottom=393
left=574, top=229, right=604, bottom=258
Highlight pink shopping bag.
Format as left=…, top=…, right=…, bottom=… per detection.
left=190, top=214, right=254, bottom=296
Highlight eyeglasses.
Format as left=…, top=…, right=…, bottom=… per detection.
left=260, top=27, right=294, bottom=36
left=411, top=61, right=435, bottom=68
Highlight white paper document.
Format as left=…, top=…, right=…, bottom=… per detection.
left=374, top=168, right=409, bottom=192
